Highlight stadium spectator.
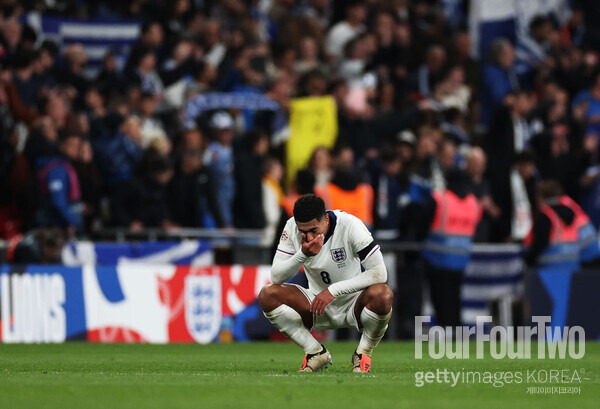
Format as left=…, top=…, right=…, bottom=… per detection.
left=24, top=117, right=58, bottom=169
left=486, top=90, right=537, bottom=236
left=480, top=38, right=519, bottom=127
left=0, top=18, right=22, bottom=67
left=308, top=146, right=333, bottom=189
left=535, top=122, right=578, bottom=195
left=406, top=44, right=447, bottom=99
left=430, top=65, right=471, bottom=114
left=57, top=44, right=89, bottom=110
left=395, top=130, right=416, bottom=165
left=325, top=0, right=366, bottom=62
left=35, top=132, right=84, bottom=237
left=0, top=0, right=596, bottom=245
left=233, top=130, right=269, bottom=229
left=204, top=111, right=236, bottom=227
left=572, top=70, right=600, bottom=137
left=125, top=45, right=164, bottom=101
left=72, top=138, right=102, bottom=234
left=169, top=129, right=223, bottom=228
left=0, top=95, right=29, bottom=239
left=261, top=157, right=284, bottom=247
left=369, top=150, right=404, bottom=231
left=408, top=130, right=436, bottom=199
left=514, top=15, right=559, bottom=87
left=465, top=147, right=500, bottom=242
left=134, top=155, right=175, bottom=230
left=493, top=151, right=539, bottom=243
left=93, top=115, right=143, bottom=227
left=139, top=21, right=165, bottom=63
left=294, top=36, right=324, bottom=76
left=12, top=50, right=44, bottom=110
left=450, top=30, right=479, bottom=90
left=136, top=91, right=169, bottom=150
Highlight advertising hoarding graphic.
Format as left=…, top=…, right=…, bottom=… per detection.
left=62, top=240, right=213, bottom=266
left=158, top=265, right=271, bottom=342
left=0, top=265, right=87, bottom=343
left=184, top=275, right=221, bottom=344
left=1, top=264, right=271, bottom=344
left=83, top=264, right=174, bottom=343
left=6, top=260, right=595, bottom=343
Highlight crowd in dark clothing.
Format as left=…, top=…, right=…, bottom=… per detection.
left=2, top=0, right=600, bottom=246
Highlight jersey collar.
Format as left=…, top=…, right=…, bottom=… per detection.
left=324, top=210, right=337, bottom=243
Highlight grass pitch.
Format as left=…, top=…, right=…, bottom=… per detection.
left=1, top=342, right=598, bottom=409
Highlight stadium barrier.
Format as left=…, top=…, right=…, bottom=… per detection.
left=0, top=264, right=272, bottom=343
left=1, top=233, right=598, bottom=343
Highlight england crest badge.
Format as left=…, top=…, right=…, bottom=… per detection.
left=330, top=247, right=347, bottom=263
left=185, top=275, right=222, bottom=344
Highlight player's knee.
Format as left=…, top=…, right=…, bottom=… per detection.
left=367, top=284, right=394, bottom=315
left=258, top=284, right=282, bottom=312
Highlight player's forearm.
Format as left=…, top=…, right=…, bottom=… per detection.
left=327, top=251, right=387, bottom=296
left=271, top=249, right=309, bottom=284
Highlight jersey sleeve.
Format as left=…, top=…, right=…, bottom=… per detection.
left=328, top=215, right=386, bottom=296
left=271, top=217, right=308, bottom=284
left=275, top=218, right=298, bottom=256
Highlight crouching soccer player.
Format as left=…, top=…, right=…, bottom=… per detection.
left=258, top=194, right=393, bottom=373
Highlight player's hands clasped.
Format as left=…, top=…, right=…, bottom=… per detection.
left=301, top=233, right=324, bottom=256
left=311, top=289, right=334, bottom=316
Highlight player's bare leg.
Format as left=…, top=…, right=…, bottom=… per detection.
left=352, top=283, right=394, bottom=372
left=258, top=284, right=332, bottom=372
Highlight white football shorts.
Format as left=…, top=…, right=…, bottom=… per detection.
left=287, top=283, right=361, bottom=331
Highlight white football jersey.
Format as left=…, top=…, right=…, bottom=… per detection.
left=276, top=210, right=380, bottom=294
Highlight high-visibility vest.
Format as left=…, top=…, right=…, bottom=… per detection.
left=525, top=203, right=580, bottom=270
left=422, top=190, right=481, bottom=270
left=558, top=195, right=600, bottom=262
left=315, top=182, right=374, bottom=227
left=282, top=193, right=300, bottom=218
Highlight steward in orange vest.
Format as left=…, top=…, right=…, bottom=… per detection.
left=557, top=195, right=600, bottom=263
left=315, top=171, right=374, bottom=229
left=411, top=169, right=482, bottom=327
left=422, top=182, right=482, bottom=271
left=524, top=182, right=580, bottom=271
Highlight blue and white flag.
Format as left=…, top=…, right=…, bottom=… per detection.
left=469, top=0, right=570, bottom=60
left=24, top=12, right=141, bottom=79
left=183, top=92, right=282, bottom=129
left=462, top=244, right=524, bottom=325
left=62, top=240, right=214, bottom=266
left=469, top=0, right=517, bottom=60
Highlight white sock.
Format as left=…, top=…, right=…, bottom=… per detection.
left=263, top=304, right=322, bottom=354
left=356, top=307, right=392, bottom=357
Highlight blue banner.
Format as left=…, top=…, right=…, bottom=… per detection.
left=461, top=244, right=524, bottom=325
left=61, top=240, right=213, bottom=266
left=23, top=12, right=141, bottom=77
left=0, top=265, right=86, bottom=342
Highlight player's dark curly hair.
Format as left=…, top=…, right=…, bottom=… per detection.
left=293, top=194, right=326, bottom=223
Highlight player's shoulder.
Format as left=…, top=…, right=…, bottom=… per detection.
left=284, top=216, right=298, bottom=230
left=332, top=209, right=366, bottom=229
left=331, top=209, right=373, bottom=242
left=278, top=217, right=299, bottom=247
left=282, top=216, right=300, bottom=236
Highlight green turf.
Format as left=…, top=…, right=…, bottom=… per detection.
left=0, top=342, right=598, bottom=409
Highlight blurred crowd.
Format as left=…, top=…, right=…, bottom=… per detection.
left=2, top=0, right=600, bottom=246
